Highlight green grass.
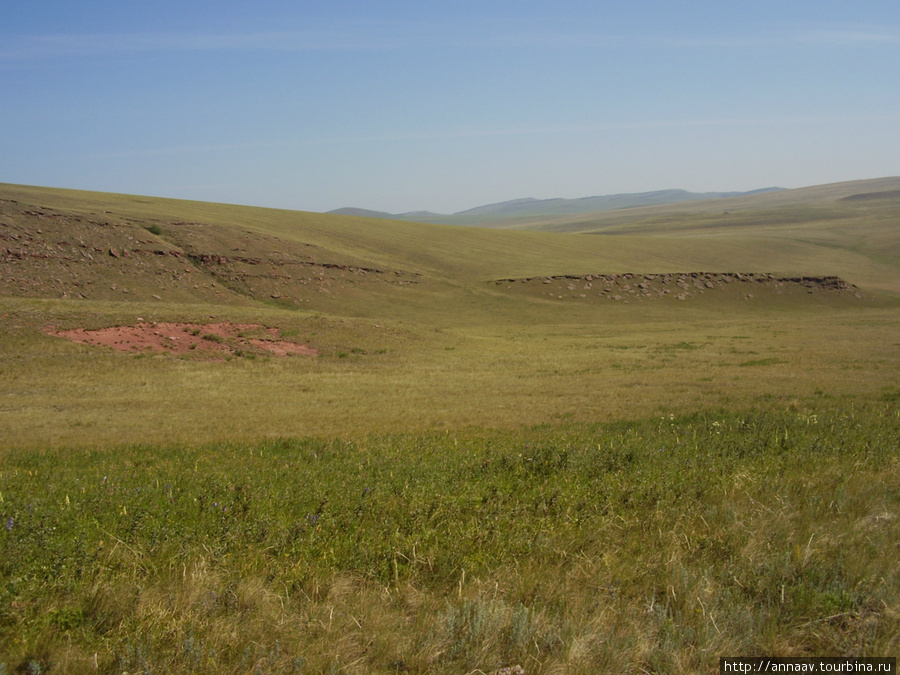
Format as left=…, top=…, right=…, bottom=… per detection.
left=1, top=406, right=897, bottom=672
left=738, top=357, right=787, bottom=367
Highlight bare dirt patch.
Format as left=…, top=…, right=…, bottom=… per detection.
left=48, top=321, right=318, bottom=359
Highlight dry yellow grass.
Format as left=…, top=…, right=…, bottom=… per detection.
left=1, top=297, right=898, bottom=449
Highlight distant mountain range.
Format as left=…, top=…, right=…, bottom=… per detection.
left=327, top=188, right=785, bottom=224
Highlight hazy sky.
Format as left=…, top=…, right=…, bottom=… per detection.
left=3, top=1, right=899, bottom=214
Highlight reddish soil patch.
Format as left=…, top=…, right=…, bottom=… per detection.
left=48, top=322, right=318, bottom=359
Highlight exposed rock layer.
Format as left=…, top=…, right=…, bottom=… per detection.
left=492, top=272, right=860, bottom=302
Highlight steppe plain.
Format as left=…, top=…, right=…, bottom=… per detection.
left=0, top=178, right=898, bottom=673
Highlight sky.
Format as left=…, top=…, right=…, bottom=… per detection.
left=2, top=1, right=899, bottom=214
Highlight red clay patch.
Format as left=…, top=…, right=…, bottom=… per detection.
left=48, top=322, right=317, bottom=359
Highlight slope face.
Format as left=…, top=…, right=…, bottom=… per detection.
left=0, top=199, right=230, bottom=304
left=0, top=195, right=421, bottom=310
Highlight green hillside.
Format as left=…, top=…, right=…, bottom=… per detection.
left=1, top=180, right=899, bottom=672
left=1, top=178, right=898, bottom=449
left=4, top=178, right=899, bottom=307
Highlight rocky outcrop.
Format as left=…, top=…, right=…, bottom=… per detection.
left=492, top=272, right=860, bottom=301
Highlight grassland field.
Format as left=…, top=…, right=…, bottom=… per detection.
left=0, top=179, right=898, bottom=673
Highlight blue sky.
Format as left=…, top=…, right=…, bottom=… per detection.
left=2, top=1, right=899, bottom=214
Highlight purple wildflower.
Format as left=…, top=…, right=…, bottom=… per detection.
left=5, top=517, right=12, bottom=532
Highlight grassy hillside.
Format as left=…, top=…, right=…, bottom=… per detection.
left=4, top=179, right=899, bottom=307
left=1, top=180, right=898, bottom=671
left=1, top=179, right=899, bottom=449
left=501, top=177, right=900, bottom=294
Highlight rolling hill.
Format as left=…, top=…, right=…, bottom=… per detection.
left=327, top=187, right=785, bottom=226
left=3, top=178, right=898, bottom=321
left=2, top=178, right=898, bottom=673
left=1, top=176, right=898, bottom=449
